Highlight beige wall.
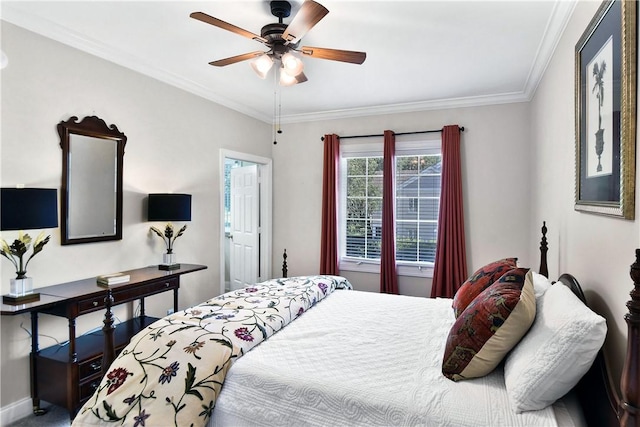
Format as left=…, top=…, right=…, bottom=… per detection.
left=529, top=0, right=639, bottom=387
left=0, top=22, right=270, bottom=409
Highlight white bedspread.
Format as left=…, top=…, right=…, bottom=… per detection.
left=209, top=289, right=560, bottom=426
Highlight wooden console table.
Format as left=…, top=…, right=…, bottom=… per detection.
left=1, top=264, right=207, bottom=417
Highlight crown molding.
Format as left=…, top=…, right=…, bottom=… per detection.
left=521, top=0, right=577, bottom=99
left=279, top=91, right=531, bottom=124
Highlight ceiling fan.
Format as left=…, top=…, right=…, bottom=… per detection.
left=190, top=0, right=367, bottom=86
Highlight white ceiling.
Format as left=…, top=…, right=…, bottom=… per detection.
left=1, top=1, right=576, bottom=124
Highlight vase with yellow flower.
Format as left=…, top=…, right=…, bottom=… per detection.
left=1, top=231, right=51, bottom=301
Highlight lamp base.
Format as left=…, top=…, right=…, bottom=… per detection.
left=159, top=253, right=180, bottom=270
left=11, top=277, right=33, bottom=295
left=4, top=277, right=39, bottom=304
left=3, top=292, right=40, bottom=305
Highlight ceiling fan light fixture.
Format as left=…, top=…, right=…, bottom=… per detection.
left=192, top=0, right=367, bottom=86
left=281, top=52, right=304, bottom=77
left=279, top=69, right=307, bottom=86
left=279, top=68, right=299, bottom=86
left=250, top=54, right=274, bottom=79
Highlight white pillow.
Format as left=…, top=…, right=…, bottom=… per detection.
left=531, top=271, right=552, bottom=298
left=503, top=282, right=606, bottom=412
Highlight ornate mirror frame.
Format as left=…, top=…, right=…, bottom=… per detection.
left=58, top=116, right=127, bottom=245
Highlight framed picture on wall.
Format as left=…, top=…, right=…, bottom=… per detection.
left=575, top=0, right=637, bottom=219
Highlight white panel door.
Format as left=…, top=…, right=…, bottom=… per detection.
left=230, top=164, right=259, bottom=290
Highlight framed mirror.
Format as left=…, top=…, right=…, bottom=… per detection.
left=58, top=116, right=126, bottom=245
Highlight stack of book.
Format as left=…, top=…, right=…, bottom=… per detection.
left=97, top=272, right=130, bottom=286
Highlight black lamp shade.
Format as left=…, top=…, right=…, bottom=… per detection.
left=148, top=193, right=192, bottom=221
left=1, top=188, right=58, bottom=231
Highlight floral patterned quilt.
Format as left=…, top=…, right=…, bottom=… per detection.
left=72, top=275, right=352, bottom=427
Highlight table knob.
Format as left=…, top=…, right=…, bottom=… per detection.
left=93, top=301, right=98, bottom=307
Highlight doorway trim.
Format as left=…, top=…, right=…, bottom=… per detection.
left=219, top=149, right=272, bottom=296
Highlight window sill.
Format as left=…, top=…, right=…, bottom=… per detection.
left=339, top=260, right=433, bottom=278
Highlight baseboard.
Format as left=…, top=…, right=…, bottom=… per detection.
left=0, top=397, right=33, bottom=425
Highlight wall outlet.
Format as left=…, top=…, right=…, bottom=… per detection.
left=167, top=308, right=174, bottom=315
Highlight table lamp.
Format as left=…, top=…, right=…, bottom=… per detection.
left=147, top=193, right=191, bottom=270
left=1, top=188, right=58, bottom=304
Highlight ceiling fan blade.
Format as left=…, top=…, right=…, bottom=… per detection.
left=300, top=47, right=366, bottom=64
left=282, top=0, right=329, bottom=45
left=209, top=51, right=265, bottom=67
left=296, top=72, right=308, bottom=84
left=190, top=12, right=268, bottom=44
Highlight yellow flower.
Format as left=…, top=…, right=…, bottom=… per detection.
left=33, top=231, right=46, bottom=247
left=17, top=230, right=31, bottom=246
left=0, top=239, right=11, bottom=256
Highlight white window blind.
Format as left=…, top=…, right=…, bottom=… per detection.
left=339, top=137, right=441, bottom=277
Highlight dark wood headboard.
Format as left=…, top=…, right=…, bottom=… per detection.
left=622, top=251, right=640, bottom=427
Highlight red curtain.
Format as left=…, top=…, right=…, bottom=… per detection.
left=431, top=125, right=467, bottom=298
left=320, top=134, right=340, bottom=275
left=380, top=130, right=399, bottom=294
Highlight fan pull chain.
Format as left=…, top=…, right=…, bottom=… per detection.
left=273, top=68, right=283, bottom=145
left=278, top=89, right=283, bottom=135
left=273, top=69, right=278, bottom=145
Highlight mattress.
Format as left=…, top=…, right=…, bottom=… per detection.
left=209, top=289, right=569, bottom=426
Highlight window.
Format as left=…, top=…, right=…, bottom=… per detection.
left=224, top=160, right=232, bottom=231
left=339, top=138, right=441, bottom=277
left=223, top=159, right=255, bottom=232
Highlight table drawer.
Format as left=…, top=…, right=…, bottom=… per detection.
left=113, top=277, right=179, bottom=304
left=78, top=296, right=105, bottom=314
left=76, top=277, right=179, bottom=315
left=79, top=377, right=102, bottom=401
left=79, top=356, right=103, bottom=380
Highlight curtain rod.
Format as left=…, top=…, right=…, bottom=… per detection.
left=320, top=126, right=464, bottom=141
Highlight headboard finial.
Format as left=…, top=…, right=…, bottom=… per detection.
left=282, top=249, right=288, bottom=278
left=539, top=221, right=549, bottom=278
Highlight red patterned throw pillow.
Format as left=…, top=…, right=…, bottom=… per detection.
left=442, top=268, right=536, bottom=381
left=452, top=258, right=518, bottom=317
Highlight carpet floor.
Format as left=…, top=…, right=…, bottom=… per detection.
left=6, top=405, right=70, bottom=427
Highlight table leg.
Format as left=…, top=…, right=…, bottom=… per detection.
left=102, top=289, right=116, bottom=374
left=30, top=312, right=46, bottom=415
left=140, top=297, right=146, bottom=317
left=68, top=318, right=77, bottom=363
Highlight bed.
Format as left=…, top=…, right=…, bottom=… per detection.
left=72, top=224, right=639, bottom=427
